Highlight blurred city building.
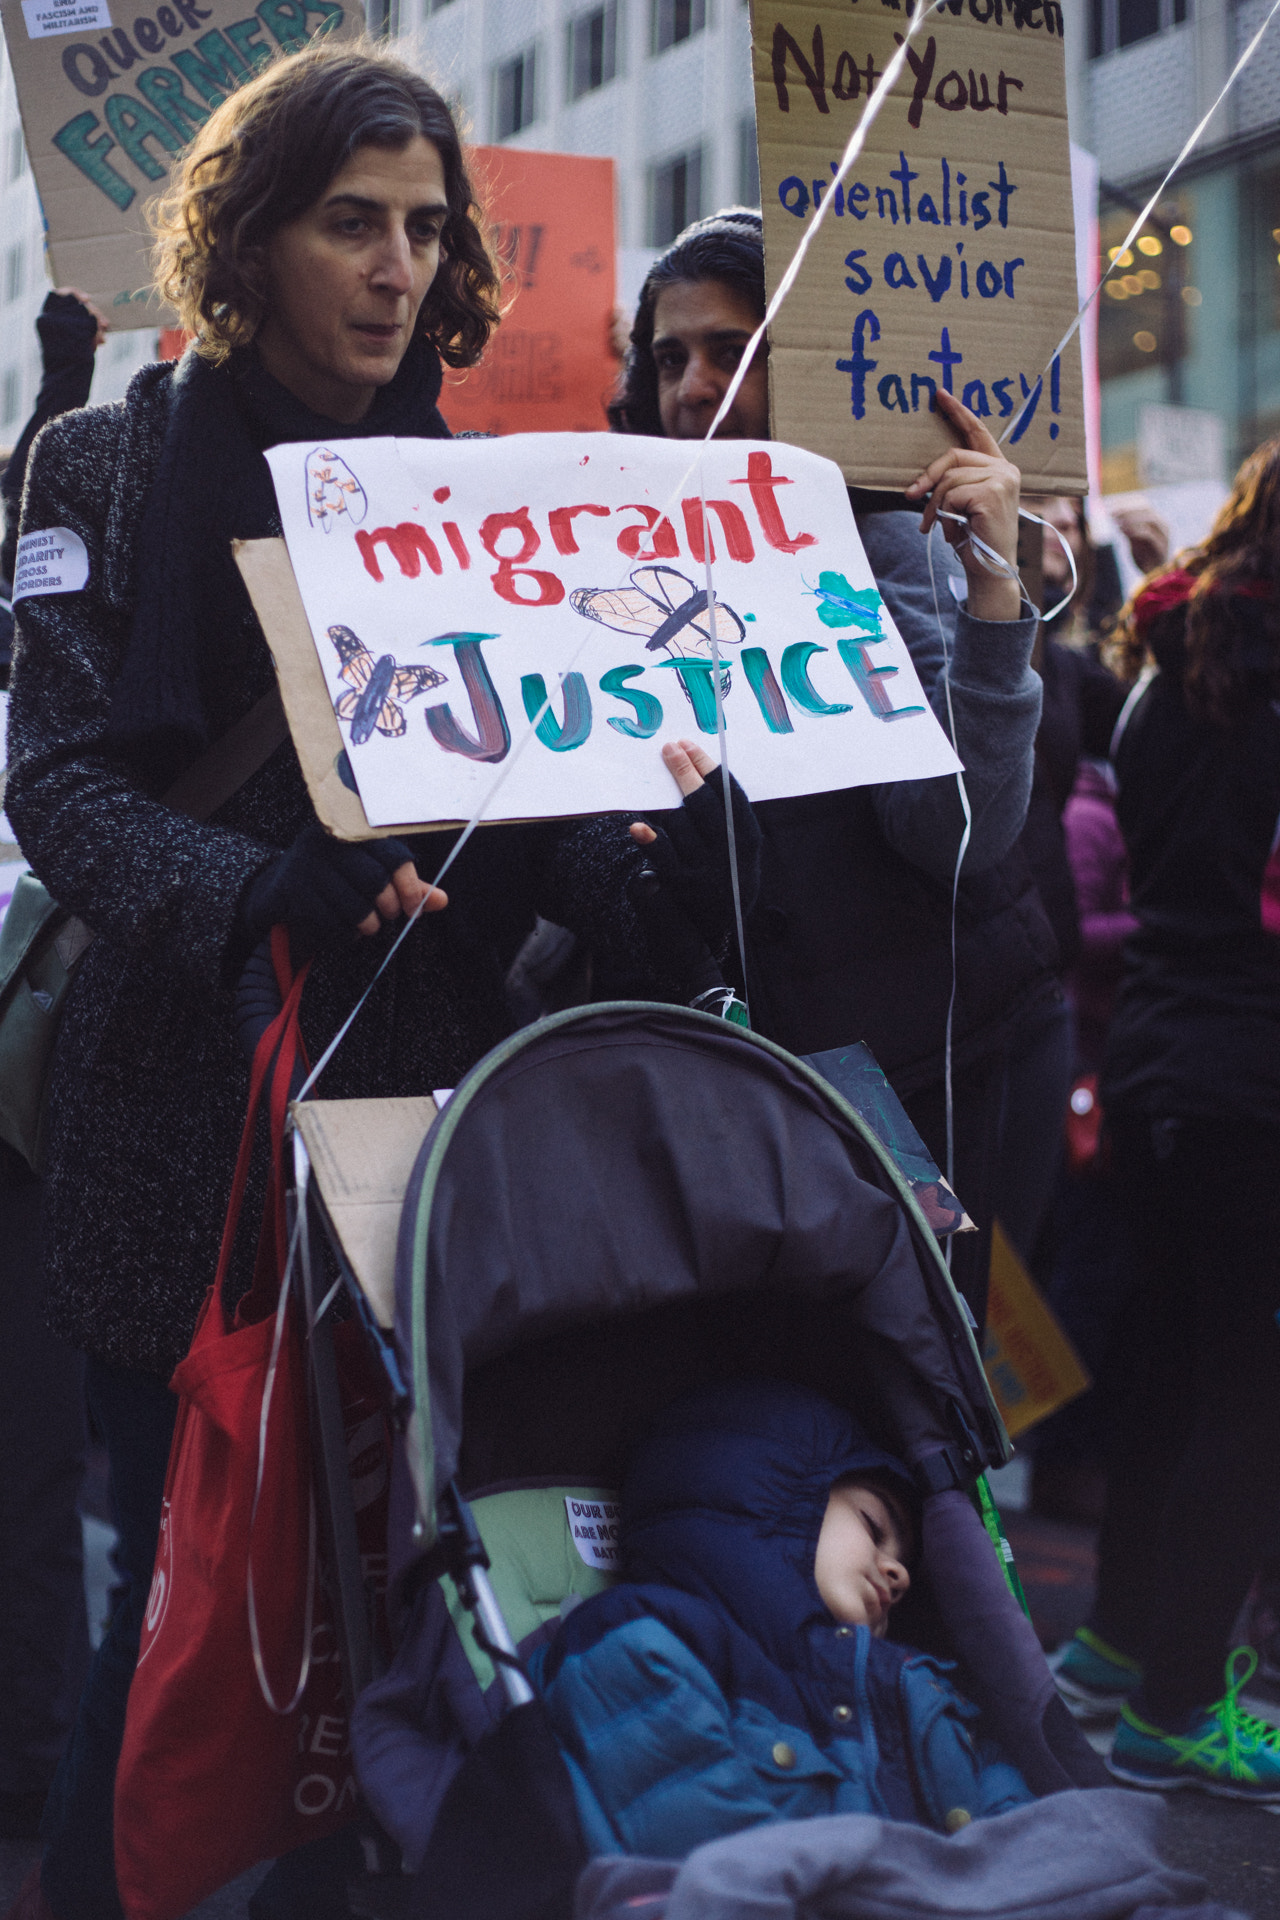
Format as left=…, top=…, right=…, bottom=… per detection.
left=399, top=0, right=756, bottom=312
left=1062, top=0, right=1280, bottom=487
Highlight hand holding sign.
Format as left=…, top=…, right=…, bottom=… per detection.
left=627, top=739, right=763, bottom=1000
left=905, top=388, right=1022, bottom=624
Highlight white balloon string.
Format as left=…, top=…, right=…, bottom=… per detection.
left=935, top=506, right=1077, bottom=622
left=699, top=461, right=752, bottom=1022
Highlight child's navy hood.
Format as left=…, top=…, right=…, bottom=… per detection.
left=620, top=1380, right=917, bottom=1673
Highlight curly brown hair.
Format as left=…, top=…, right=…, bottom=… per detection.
left=151, top=39, right=499, bottom=368
left=1107, top=438, right=1280, bottom=725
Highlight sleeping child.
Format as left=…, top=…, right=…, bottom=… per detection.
left=528, top=1378, right=1032, bottom=1858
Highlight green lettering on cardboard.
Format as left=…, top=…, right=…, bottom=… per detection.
left=171, top=28, right=249, bottom=103
left=103, top=91, right=182, bottom=177
left=136, top=65, right=210, bottom=135
left=52, top=111, right=135, bottom=208
left=223, top=14, right=274, bottom=69
left=256, top=0, right=344, bottom=50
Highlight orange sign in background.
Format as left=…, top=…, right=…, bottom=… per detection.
left=441, top=147, right=617, bottom=437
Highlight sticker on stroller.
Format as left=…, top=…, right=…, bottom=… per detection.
left=565, top=1496, right=622, bottom=1572
left=262, top=435, right=962, bottom=829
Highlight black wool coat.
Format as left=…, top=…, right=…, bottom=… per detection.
left=6, top=361, right=655, bottom=1378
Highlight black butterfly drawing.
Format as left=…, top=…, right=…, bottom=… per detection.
left=327, top=624, right=447, bottom=745
left=569, top=565, right=745, bottom=698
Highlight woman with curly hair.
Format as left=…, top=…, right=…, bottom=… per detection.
left=1052, top=442, right=1280, bottom=1800
left=4, top=44, right=744, bottom=1920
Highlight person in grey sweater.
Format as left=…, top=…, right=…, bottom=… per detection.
left=610, top=210, right=1055, bottom=1324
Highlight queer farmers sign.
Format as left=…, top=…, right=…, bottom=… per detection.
left=753, top=0, right=1086, bottom=492
left=0, top=0, right=361, bottom=326
left=264, top=433, right=962, bottom=829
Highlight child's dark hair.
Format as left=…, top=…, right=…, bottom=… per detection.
left=608, top=207, right=765, bottom=435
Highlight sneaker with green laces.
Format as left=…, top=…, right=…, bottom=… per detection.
left=1107, top=1648, right=1280, bottom=1801
left=1051, top=1627, right=1143, bottom=1720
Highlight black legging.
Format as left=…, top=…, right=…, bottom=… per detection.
left=1088, top=1112, right=1280, bottom=1723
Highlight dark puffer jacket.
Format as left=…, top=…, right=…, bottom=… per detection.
left=5, top=363, right=658, bottom=1378
left=531, top=1382, right=1031, bottom=1858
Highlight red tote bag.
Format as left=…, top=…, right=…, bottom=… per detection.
left=115, top=936, right=389, bottom=1920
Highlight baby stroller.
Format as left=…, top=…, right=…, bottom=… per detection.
left=277, top=994, right=1110, bottom=1919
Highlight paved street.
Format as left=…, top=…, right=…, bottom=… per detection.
left=992, top=1458, right=1280, bottom=1920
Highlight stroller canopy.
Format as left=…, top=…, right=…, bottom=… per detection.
left=392, top=1004, right=1006, bottom=1567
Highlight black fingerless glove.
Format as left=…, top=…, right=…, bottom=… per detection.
left=238, top=821, right=414, bottom=958
left=636, top=770, right=763, bottom=952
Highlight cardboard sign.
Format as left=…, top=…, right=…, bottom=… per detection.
left=753, top=0, right=1086, bottom=493
left=441, top=147, right=618, bottom=437
left=0, top=0, right=363, bottom=328
left=260, top=432, right=962, bottom=833
left=804, top=1040, right=975, bottom=1237
left=983, top=1222, right=1089, bottom=1438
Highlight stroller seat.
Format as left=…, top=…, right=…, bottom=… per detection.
left=439, top=1486, right=619, bottom=1694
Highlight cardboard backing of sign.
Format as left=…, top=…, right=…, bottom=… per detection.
left=441, top=146, right=617, bottom=437
left=291, top=1094, right=439, bottom=1328
left=233, top=536, right=453, bottom=840
left=0, top=0, right=363, bottom=329
left=752, top=0, right=1086, bottom=493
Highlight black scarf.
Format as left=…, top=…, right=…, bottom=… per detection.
left=108, top=335, right=450, bottom=786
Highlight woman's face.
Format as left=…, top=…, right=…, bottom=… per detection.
left=254, top=135, right=448, bottom=424
left=651, top=278, right=769, bottom=441
left=1028, top=494, right=1086, bottom=590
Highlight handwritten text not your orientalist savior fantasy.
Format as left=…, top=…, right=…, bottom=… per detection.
left=774, top=147, right=1063, bottom=441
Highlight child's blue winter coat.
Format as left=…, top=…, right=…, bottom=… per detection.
left=529, top=1381, right=1031, bottom=1859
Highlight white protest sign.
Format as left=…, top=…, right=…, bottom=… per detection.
left=264, top=433, right=962, bottom=829
left=21, top=0, right=111, bottom=36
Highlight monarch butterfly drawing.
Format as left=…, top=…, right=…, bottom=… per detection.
left=569, top=565, right=746, bottom=704
left=328, top=624, right=447, bottom=745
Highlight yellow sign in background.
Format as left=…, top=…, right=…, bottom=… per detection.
left=984, top=1222, right=1089, bottom=1439
left=752, top=0, right=1087, bottom=493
